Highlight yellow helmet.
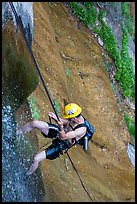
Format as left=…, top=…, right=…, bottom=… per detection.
left=63, top=103, right=82, bottom=119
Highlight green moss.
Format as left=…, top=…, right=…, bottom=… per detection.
left=28, top=95, right=40, bottom=120
left=93, top=20, right=120, bottom=62
left=124, top=113, right=135, bottom=138
left=70, top=2, right=97, bottom=27
left=53, top=98, right=60, bottom=116
left=121, top=2, right=135, bottom=39
left=115, top=25, right=135, bottom=101
left=65, top=67, right=70, bottom=78
left=83, top=2, right=97, bottom=26
left=96, top=11, right=134, bottom=102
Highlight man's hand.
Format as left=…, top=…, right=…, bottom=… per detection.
left=48, top=112, right=55, bottom=118
left=57, top=120, right=66, bottom=140
left=48, top=112, right=58, bottom=121
left=16, top=129, right=23, bottom=135
left=16, top=129, right=23, bottom=139
left=57, top=120, right=64, bottom=130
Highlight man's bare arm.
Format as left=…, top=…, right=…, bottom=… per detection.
left=59, top=127, right=86, bottom=140
left=48, top=112, right=68, bottom=125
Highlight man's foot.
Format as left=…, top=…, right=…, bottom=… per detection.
left=26, top=169, right=33, bottom=176
left=26, top=162, right=38, bottom=176
left=26, top=166, right=34, bottom=175
left=16, top=129, right=23, bottom=137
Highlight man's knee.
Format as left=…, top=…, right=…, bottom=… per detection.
left=34, top=151, right=46, bottom=163
left=30, top=120, right=39, bottom=128
left=34, top=154, right=41, bottom=163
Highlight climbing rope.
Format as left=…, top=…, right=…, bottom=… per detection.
left=9, top=2, right=93, bottom=201
left=66, top=150, right=93, bottom=201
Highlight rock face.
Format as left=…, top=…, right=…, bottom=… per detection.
left=2, top=22, right=38, bottom=111
left=30, top=3, right=134, bottom=201
left=2, top=2, right=33, bottom=45
left=2, top=2, right=135, bottom=202
left=127, top=143, right=135, bottom=166
left=96, top=2, right=135, bottom=71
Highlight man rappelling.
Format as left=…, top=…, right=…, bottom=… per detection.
left=16, top=103, right=94, bottom=175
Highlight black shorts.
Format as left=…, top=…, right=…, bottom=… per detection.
left=41, top=123, right=71, bottom=160
left=41, top=123, right=60, bottom=139
left=45, top=138, right=71, bottom=160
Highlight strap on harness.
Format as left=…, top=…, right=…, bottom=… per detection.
left=73, top=123, right=87, bottom=130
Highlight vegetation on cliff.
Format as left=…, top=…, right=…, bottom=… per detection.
left=69, top=2, right=135, bottom=138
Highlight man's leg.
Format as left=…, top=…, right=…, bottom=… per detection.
left=27, top=141, right=61, bottom=175
left=16, top=120, right=49, bottom=136
left=26, top=150, right=46, bottom=175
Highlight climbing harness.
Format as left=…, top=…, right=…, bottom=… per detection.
left=9, top=2, right=93, bottom=201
